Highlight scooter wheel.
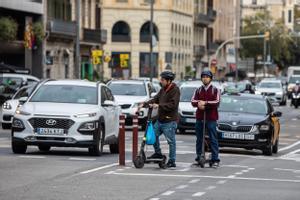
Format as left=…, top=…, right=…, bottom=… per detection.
left=133, top=156, right=145, bottom=169
left=198, top=158, right=205, bottom=168
left=158, top=155, right=167, bottom=169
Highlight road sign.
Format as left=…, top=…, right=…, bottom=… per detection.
left=92, top=50, right=103, bottom=57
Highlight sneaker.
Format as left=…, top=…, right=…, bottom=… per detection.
left=195, top=156, right=200, bottom=162
left=147, top=152, right=163, bottom=159
left=166, top=160, right=176, bottom=168
left=211, top=161, right=220, bottom=168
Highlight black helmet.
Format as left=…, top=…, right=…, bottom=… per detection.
left=245, top=83, right=252, bottom=90
left=201, top=70, right=213, bottom=79
left=160, top=71, right=175, bottom=81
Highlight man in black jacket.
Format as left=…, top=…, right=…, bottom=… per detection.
left=139, top=71, right=180, bottom=168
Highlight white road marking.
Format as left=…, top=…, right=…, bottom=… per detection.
left=116, top=169, right=125, bottom=171
left=18, top=155, right=46, bottom=159
left=222, top=165, right=249, bottom=168
left=235, top=172, right=243, bottom=175
left=279, top=149, right=300, bottom=162
left=274, top=168, right=300, bottom=173
left=242, top=170, right=249, bottom=173
left=189, top=179, right=200, bottom=183
left=192, top=192, right=206, bottom=197
left=109, top=172, right=300, bottom=183
left=206, top=186, right=216, bottom=190
left=228, top=175, right=236, bottom=178
left=292, top=118, right=297, bottom=121
left=217, top=180, right=227, bottom=184
left=176, top=185, right=188, bottom=189
left=248, top=168, right=255, bottom=170
left=149, top=198, right=160, bottom=200
left=69, top=157, right=96, bottom=161
left=105, top=171, right=115, bottom=175
left=278, top=141, right=300, bottom=152
left=161, top=191, right=175, bottom=196
left=80, top=163, right=119, bottom=174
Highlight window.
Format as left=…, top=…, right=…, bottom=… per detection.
left=116, top=0, right=128, bottom=2
left=140, top=21, right=159, bottom=43
left=252, top=0, right=257, bottom=5
left=104, top=87, right=114, bottom=101
left=47, top=0, right=71, bottom=21
left=288, top=10, right=292, bottom=23
left=112, top=21, right=131, bottom=42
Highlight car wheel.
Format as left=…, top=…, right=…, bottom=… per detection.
left=12, top=140, right=27, bottom=154
left=263, top=139, right=273, bottom=156
left=38, top=145, right=51, bottom=152
left=178, top=128, right=186, bottom=134
left=109, top=139, right=119, bottom=154
left=272, top=138, right=279, bottom=154
left=2, top=123, right=11, bottom=129
left=88, top=124, right=104, bottom=156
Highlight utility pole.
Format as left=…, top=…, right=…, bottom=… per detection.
left=75, top=0, right=81, bottom=79
left=149, top=0, right=154, bottom=82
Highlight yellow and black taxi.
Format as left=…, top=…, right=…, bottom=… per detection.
left=217, top=93, right=281, bottom=156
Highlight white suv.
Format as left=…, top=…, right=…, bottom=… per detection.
left=107, top=80, right=157, bottom=129
left=11, top=80, right=121, bottom=156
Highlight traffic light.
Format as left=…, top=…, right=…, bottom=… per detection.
left=264, top=31, right=270, bottom=41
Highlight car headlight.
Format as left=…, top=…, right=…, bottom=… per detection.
left=15, top=109, right=31, bottom=116
left=255, top=91, right=261, bottom=95
left=276, top=92, right=283, bottom=95
left=2, top=102, right=12, bottom=110
left=259, top=125, right=270, bottom=131
left=78, top=122, right=96, bottom=131
left=74, top=113, right=97, bottom=118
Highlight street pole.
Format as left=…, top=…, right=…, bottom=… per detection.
left=149, top=0, right=154, bottom=82
left=263, top=36, right=266, bottom=78
left=75, top=0, right=81, bottom=79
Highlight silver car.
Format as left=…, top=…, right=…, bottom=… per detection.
left=255, top=80, right=287, bottom=105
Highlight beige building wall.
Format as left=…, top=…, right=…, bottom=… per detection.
left=102, top=0, right=194, bottom=80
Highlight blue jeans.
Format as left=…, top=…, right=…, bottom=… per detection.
left=153, top=120, right=177, bottom=162
left=195, top=120, right=220, bottom=162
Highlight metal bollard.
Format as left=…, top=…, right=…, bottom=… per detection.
left=119, top=115, right=125, bottom=166
left=132, top=115, right=139, bottom=162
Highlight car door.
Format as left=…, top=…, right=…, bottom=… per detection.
left=100, top=86, right=113, bottom=136
left=104, top=87, right=119, bottom=134
left=268, top=100, right=280, bottom=144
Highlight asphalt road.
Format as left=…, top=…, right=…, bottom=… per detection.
left=0, top=103, right=300, bottom=200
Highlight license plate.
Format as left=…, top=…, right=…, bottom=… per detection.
left=36, top=128, right=65, bottom=135
left=222, top=132, right=254, bottom=140
left=186, top=118, right=196, bottom=123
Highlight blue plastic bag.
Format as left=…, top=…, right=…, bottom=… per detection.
left=145, top=121, right=156, bottom=145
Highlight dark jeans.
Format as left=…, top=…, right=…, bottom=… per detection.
left=153, top=120, right=177, bottom=162
left=195, top=120, right=220, bottom=162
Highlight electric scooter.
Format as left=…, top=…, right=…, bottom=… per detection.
left=133, top=106, right=167, bottom=169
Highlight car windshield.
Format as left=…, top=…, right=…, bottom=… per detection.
left=259, top=82, right=281, bottom=88
left=289, top=76, right=300, bottom=84
left=180, top=87, right=197, bottom=102
left=30, top=85, right=97, bottom=104
left=219, top=96, right=267, bottom=115
left=13, top=86, right=35, bottom=99
left=224, top=83, right=246, bottom=92
left=109, top=83, right=147, bottom=96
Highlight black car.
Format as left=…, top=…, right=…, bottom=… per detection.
left=217, top=93, right=282, bottom=155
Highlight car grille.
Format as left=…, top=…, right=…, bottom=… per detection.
left=182, top=111, right=195, bottom=116
left=218, top=124, right=252, bottom=132
left=261, top=92, right=275, bottom=96
left=28, top=118, right=75, bottom=129
left=120, top=104, right=131, bottom=109
left=3, top=115, right=12, bottom=121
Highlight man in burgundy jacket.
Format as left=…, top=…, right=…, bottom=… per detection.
left=191, top=70, right=221, bottom=167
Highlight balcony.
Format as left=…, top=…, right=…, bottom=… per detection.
left=194, top=45, right=206, bottom=57
left=111, top=34, right=131, bottom=42
left=47, top=19, right=76, bottom=39
left=83, top=29, right=107, bottom=44
left=194, top=7, right=217, bottom=26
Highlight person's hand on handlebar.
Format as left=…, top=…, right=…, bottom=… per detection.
left=149, top=103, right=159, bottom=109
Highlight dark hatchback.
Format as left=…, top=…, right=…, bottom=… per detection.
left=217, top=93, right=282, bottom=155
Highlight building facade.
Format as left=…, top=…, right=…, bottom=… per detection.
left=0, top=0, right=44, bottom=77
left=101, top=0, right=194, bottom=80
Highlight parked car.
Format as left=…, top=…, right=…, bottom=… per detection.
left=177, top=81, right=201, bottom=134
left=255, top=80, right=287, bottom=105
left=217, top=93, right=281, bottom=155
left=107, top=79, right=157, bottom=129
left=1, top=84, right=38, bottom=129
left=0, top=73, right=39, bottom=105
left=11, top=80, right=121, bottom=156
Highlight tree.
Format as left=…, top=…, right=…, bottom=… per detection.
left=0, top=17, right=18, bottom=41
left=241, top=11, right=295, bottom=71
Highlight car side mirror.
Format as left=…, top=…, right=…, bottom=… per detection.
left=19, top=96, right=28, bottom=105
left=102, top=100, right=115, bottom=107
left=150, top=92, right=157, bottom=98
left=272, top=111, right=282, bottom=117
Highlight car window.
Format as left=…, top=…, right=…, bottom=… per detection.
left=13, top=86, right=35, bottom=99
left=219, top=96, right=267, bottom=115
left=101, top=86, right=108, bottom=104
left=104, top=87, right=114, bottom=101
left=108, top=83, right=147, bottom=96
left=30, top=85, right=97, bottom=104
left=259, top=82, right=281, bottom=88
left=180, top=87, right=197, bottom=102
left=27, top=79, right=38, bottom=85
